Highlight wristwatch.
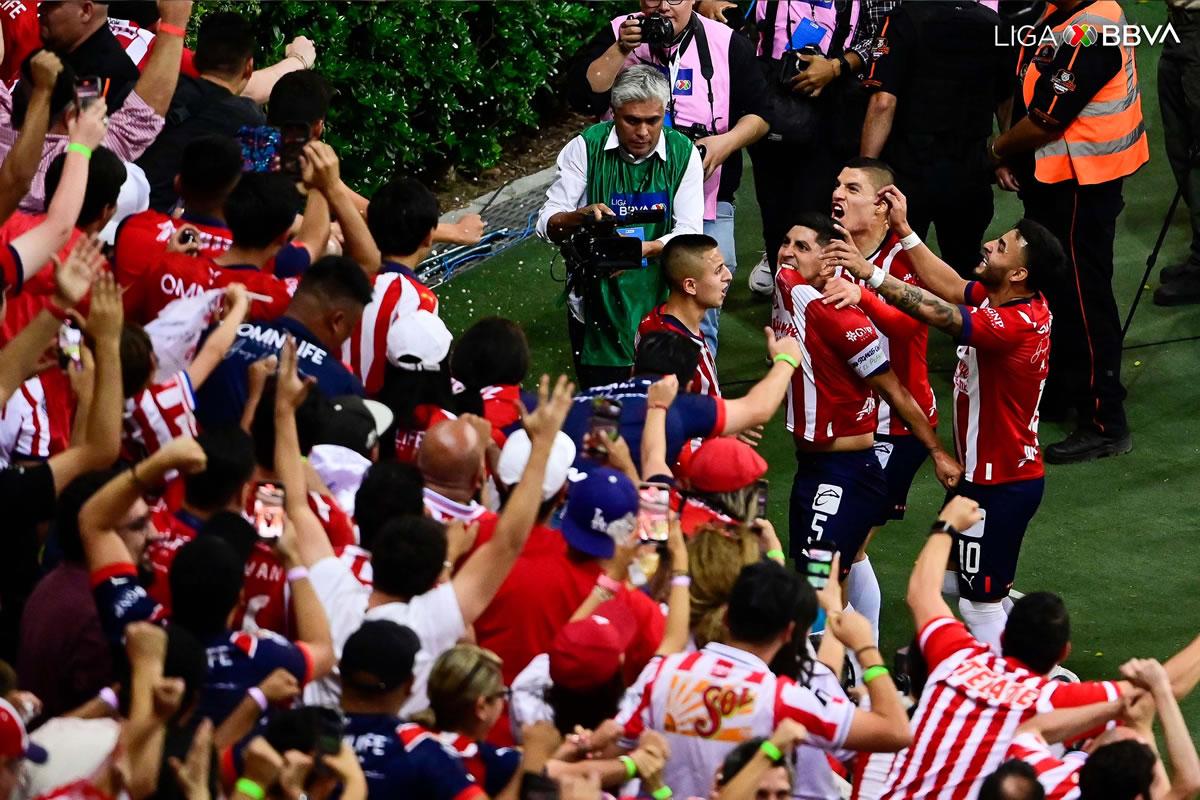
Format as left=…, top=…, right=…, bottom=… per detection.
left=929, top=520, right=960, bottom=537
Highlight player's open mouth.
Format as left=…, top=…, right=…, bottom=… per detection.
left=832, top=202, right=845, bottom=219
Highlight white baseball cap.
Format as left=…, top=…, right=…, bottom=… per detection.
left=496, top=429, right=577, bottom=502
left=386, top=310, right=453, bottom=371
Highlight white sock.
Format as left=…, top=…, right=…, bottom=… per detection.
left=847, top=557, right=881, bottom=645
left=942, top=570, right=961, bottom=598
left=959, top=598, right=1008, bottom=652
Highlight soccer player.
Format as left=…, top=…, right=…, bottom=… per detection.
left=830, top=158, right=938, bottom=641
left=822, top=184, right=1062, bottom=647
left=772, top=213, right=960, bottom=588
left=636, top=233, right=729, bottom=397
left=882, top=495, right=1200, bottom=800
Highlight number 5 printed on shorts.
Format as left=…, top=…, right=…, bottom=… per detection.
left=810, top=483, right=843, bottom=540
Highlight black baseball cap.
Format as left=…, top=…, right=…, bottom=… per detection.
left=318, top=396, right=394, bottom=457
left=339, top=620, right=421, bottom=694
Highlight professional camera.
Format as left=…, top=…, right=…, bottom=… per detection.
left=674, top=121, right=713, bottom=160
left=562, top=208, right=666, bottom=286
left=633, top=13, right=674, bottom=47
left=778, top=44, right=822, bottom=86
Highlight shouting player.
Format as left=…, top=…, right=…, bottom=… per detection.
left=771, top=213, right=960, bottom=594
left=821, top=184, right=1062, bottom=649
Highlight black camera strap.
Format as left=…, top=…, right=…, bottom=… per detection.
left=687, top=14, right=718, bottom=137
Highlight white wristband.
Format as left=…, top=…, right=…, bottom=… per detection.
left=98, top=687, right=119, bottom=711
left=899, top=232, right=922, bottom=251
left=248, top=686, right=269, bottom=712
left=867, top=266, right=887, bottom=290
left=286, top=566, right=309, bottom=583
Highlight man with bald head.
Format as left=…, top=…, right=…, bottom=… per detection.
left=417, top=416, right=499, bottom=543
left=636, top=233, right=731, bottom=397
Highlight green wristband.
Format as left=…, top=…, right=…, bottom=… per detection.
left=765, top=549, right=785, bottom=561
left=773, top=353, right=800, bottom=369
left=863, top=665, right=890, bottom=684
left=66, top=142, right=93, bottom=160
left=652, top=787, right=674, bottom=800
left=759, top=739, right=784, bottom=762
left=234, top=779, right=266, bottom=800
left=618, top=754, right=637, bottom=779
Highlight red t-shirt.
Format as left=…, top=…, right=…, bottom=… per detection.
left=1, top=0, right=40, bottom=84
left=394, top=405, right=457, bottom=464
left=114, top=209, right=234, bottom=270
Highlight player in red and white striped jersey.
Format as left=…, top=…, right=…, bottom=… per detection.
left=0, top=370, right=73, bottom=468
left=771, top=215, right=960, bottom=581
left=614, top=560, right=910, bottom=800
left=636, top=234, right=729, bottom=397
left=822, top=185, right=1064, bottom=649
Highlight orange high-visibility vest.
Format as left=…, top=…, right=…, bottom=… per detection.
left=1020, top=1, right=1149, bottom=185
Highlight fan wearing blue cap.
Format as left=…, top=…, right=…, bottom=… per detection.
left=561, top=466, right=639, bottom=559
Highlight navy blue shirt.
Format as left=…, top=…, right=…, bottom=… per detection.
left=196, top=630, right=309, bottom=726
left=195, top=316, right=363, bottom=428
left=562, top=375, right=726, bottom=472
left=344, top=714, right=485, bottom=800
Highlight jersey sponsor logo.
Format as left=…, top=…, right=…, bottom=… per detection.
left=855, top=395, right=877, bottom=422
left=983, top=308, right=1006, bottom=328
left=349, top=731, right=389, bottom=757
left=694, top=685, right=756, bottom=737
left=673, top=68, right=694, bottom=95
left=844, top=326, right=875, bottom=343
left=609, top=192, right=669, bottom=219
left=160, top=273, right=208, bottom=301
left=1050, top=68, right=1076, bottom=95
left=663, top=673, right=757, bottom=740
left=812, top=484, right=843, bottom=515
left=1063, top=24, right=1098, bottom=47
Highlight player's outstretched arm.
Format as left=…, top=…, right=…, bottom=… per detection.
left=1013, top=699, right=1125, bottom=743
left=874, top=186, right=969, bottom=303
left=721, top=329, right=799, bottom=435
left=865, top=370, right=962, bottom=489
left=1123, top=659, right=1200, bottom=800
left=908, top=498, right=982, bottom=631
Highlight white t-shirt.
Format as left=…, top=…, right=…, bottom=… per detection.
left=303, top=556, right=466, bottom=716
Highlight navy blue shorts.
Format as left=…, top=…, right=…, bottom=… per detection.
left=873, top=433, right=929, bottom=524
left=789, top=448, right=888, bottom=580
left=946, top=478, right=1045, bottom=601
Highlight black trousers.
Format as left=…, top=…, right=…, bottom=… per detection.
left=1159, top=9, right=1200, bottom=268
left=749, top=134, right=842, bottom=269
left=898, top=167, right=995, bottom=278
left=1021, top=177, right=1128, bottom=436
left=567, top=311, right=631, bottom=390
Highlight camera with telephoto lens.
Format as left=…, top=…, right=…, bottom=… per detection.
left=778, top=44, right=822, bottom=86
left=633, top=13, right=674, bottom=46
left=675, top=121, right=713, bottom=160
left=562, top=208, right=666, bottom=287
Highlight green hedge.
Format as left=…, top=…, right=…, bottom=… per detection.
left=197, top=1, right=607, bottom=192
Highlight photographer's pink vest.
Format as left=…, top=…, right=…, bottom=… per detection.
left=608, top=12, right=731, bottom=220
left=752, top=0, right=860, bottom=60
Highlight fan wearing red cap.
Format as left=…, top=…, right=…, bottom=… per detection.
left=675, top=438, right=777, bottom=553
left=0, top=695, right=48, bottom=796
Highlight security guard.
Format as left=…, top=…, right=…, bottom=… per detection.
left=859, top=0, right=1012, bottom=276
left=991, top=0, right=1148, bottom=464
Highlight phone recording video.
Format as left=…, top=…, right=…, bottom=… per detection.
left=753, top=478, right=769, bottom=518
left=637, top=482, right=671, bottom=542
left=803, top=542, right=836, bottom=590
left=584, top=396, right=622, bottom=460
left=253, top=481, right=286, bottom=539
left=57, top=321, right=83, bottom=369
left=74, top=76, right=102, bottom=112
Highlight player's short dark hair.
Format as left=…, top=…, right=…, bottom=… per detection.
left=292, top=255, right=375, bottom=308
left=367, top=178, right=439, bottom=258
left=843, top=156, right=896, bottom=192
left=546, top=672, right=625, bottom=736
left=44, top=147, right=125, bottom=227
left=170, top=536, right=244, bottom=637
left=1013, top=218, right=1065, bottom=294
left=185, top=426, right=256, bottom=511
left=980, top=760, right=1045, bottom=800
left=371, top=515, right=447, bottom=600
left=451, top=317, right=530, bottom=391
left=634, top=331, right=697, bottom=389
left=55, top=468, right=124, bottom=563
left=662, top=233, right=720, bottom=287
left=267, top=70, right=333, bottom=128
left=11, top=50, right=76, bottom=128
left=178, top=135, right=243, bottom=207
left=250, top=379, right=330, bottom=469
left=193, top=12, right=255, bottom=79
left=198, top=511, right=258, bottom=565
left=793, top=211, right=840, bottom=247
left=717, top=736, right=796, bottom=788
left=1079, top=740, right=1157, bottom=800
left=119, top=324, right=155, bottom=399
left=354, top=462, right=425, bottom=552
left=1002, top=591, right=1070, bottom=675
left=224, top=172, right=302, bottom=249
left=263, top=706, right=331, bottom=757
left=726, top=561, right=809, bottom=645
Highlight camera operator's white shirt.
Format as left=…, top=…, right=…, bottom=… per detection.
left=536, top=128, right=704, bottom=245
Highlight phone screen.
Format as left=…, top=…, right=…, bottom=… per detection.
left=637, top=482, right=671, bottom=542
left=278, top=123, right=310, bottom=180
left=803, top=542, right=836, bottom=590
left=253, top=481, right=286, bottom=539
left=754, top=478, right=769, bottom=518
left=75, top=76, right=102, bottom=111
left=585, top=396, right=622, bottom=459
left=58, top=322, right=83, bottom=368
left=237, top=125, right=283, bottom=174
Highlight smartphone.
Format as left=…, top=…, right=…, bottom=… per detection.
left=753, top=478, right=769, bottom=518
left=237, top=125, right=283, bottom=174
left=278, top=122, right=311, bottom=180
left=637, top=482, right=671, bottom=542
left=584, top=396, right=622, bottom=459
left=57, top=321, right=83, bottom=369
left=74, top=76, right=102, bottom=112
left=803, top=541, right=836, bottom=590
left=253, top=481, right=286, bottom=539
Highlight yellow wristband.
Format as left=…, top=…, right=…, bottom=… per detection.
left=773, top=353, right=799, bottom=369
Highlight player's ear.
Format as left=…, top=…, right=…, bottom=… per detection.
left=684, top=276, right=698, bottom=296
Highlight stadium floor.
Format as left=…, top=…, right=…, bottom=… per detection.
left=438, top=2, right=1200, bottom=734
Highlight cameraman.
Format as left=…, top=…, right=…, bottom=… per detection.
left=567, top=0, right=769, bottom=358
left=537, top=66, right=703, bottom=389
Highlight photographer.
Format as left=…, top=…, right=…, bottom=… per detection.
left=567, top=0, right=768, bottom=357
left=537, top=65, right=702, bottom=389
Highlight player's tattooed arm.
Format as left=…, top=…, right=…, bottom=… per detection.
left=878, top=275, right=964, bottom=337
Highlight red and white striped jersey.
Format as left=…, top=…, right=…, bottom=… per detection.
left=879, top=616, right=1119, bottom=800
left=636, top=304, right=720, bottom=397
left=1005, top=733, right=1086, bottom=800
left=772, top=268, right=887, bottom=445
left=952, top=282, right=1052, bottom=485
left=108, top=17, right=200, bottom=76
left=0, top=370, right=72, bottom=467
left=618, top=642, right=856, bottom=800
left=123, top=371, right=198, bottom=460
left=345, top=266, right=439, bottom=397
left=850, top=233, right=937, bottom=435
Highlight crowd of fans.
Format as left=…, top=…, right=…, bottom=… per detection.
left=0, top=1, right=1196, bottom=800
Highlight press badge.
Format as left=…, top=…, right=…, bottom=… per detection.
left=789, top=17, right=825, bottom=51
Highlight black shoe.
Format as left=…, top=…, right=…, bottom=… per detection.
left=1159, top=261, right=1200, bottom=284
left=1154, top=273, right=1200, bottom=306
left=1044, top=428, right=1132, bottom=464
